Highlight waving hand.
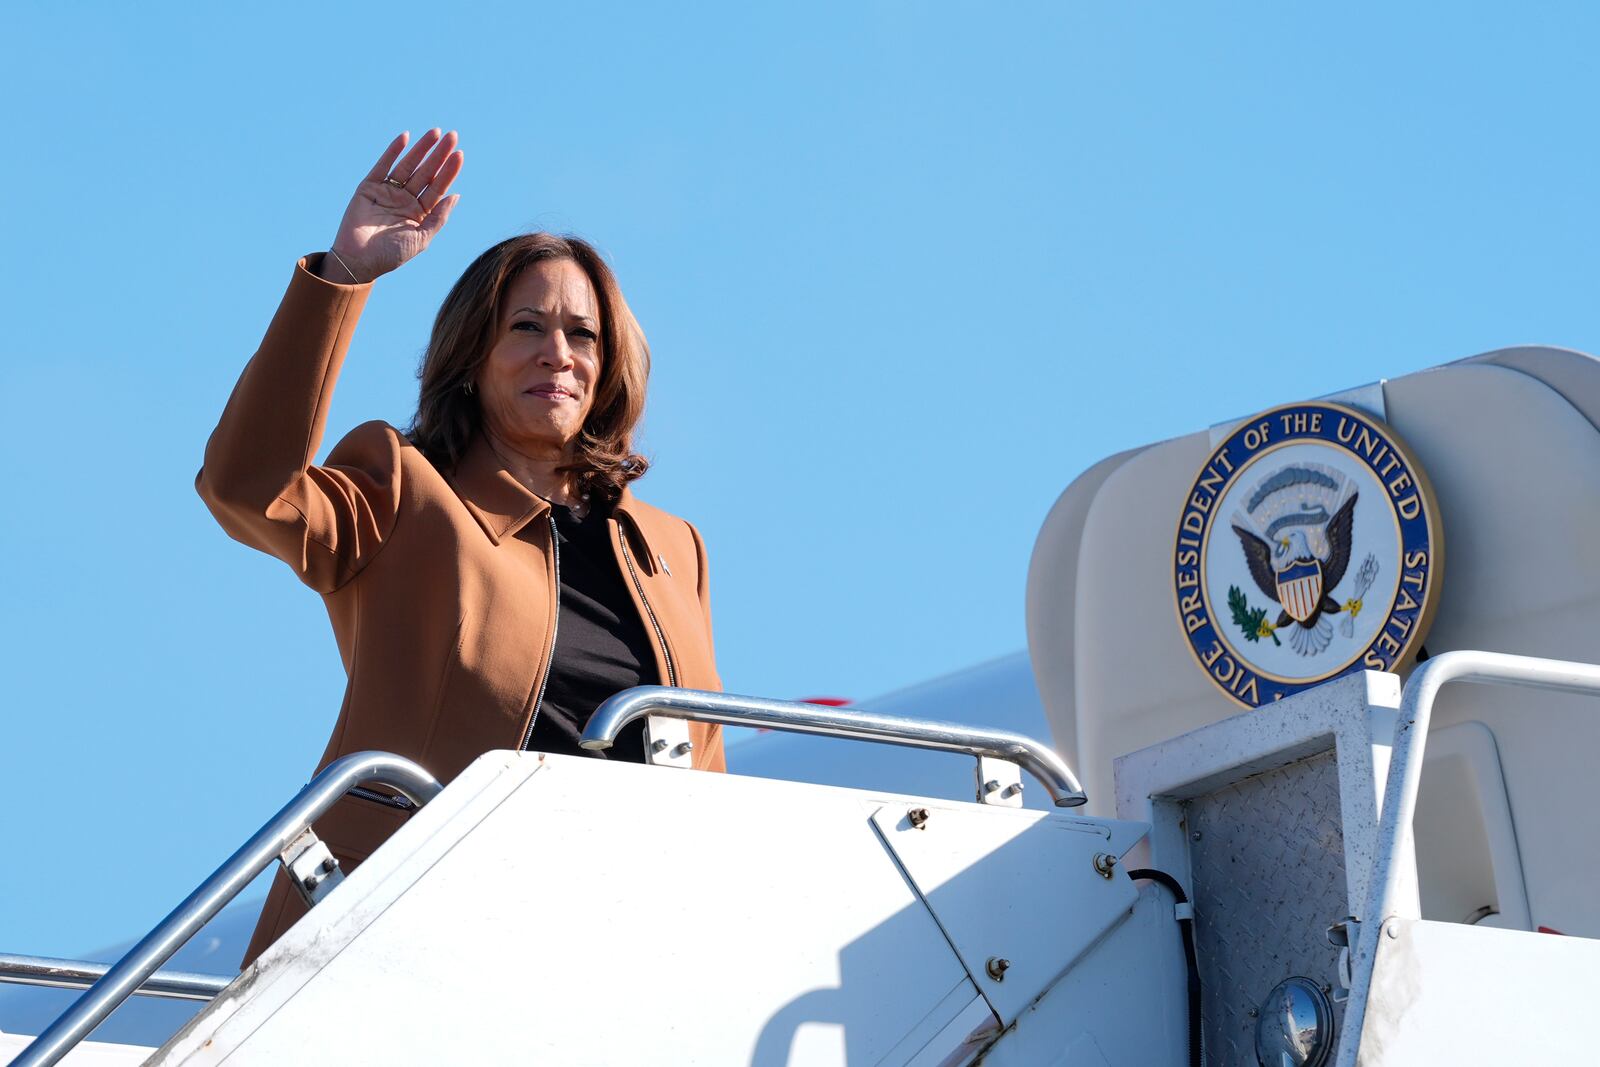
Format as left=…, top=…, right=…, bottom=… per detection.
left=325, top=129, right=464, bottom=283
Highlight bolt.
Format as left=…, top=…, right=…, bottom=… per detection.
left=1093, top=853, right=1117, bottom=879
left=321, top=856, right=337, bottom=873
left=983, top=779, right=1001, bottom=794
left=985, top=957, right=1011, bottom=981
left=1001, top=783, right=1023, bottom=799
left=671, top=741, right=694, bottom=758
left=302, top=875, right=318, bottom=891
left=651, top=739, right=670, bottom=754
left=1247, top=1007, right=1259, bottom=1018
left=1191, top=831, right=1203, bottom=841
left=908, top=807, right=931, bottom=830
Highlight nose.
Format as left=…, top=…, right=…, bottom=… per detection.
left=536, top=331, right=576, bottom=371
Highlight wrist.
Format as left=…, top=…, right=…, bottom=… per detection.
left=323, top=244, right=378, bottom=285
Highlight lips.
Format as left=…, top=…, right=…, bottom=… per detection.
left=525, top=385, right=576, bottom=400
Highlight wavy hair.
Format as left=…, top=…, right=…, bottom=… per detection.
left=408, top=233, right=651, bottom=501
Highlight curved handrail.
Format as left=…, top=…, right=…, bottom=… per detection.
left=1337, top=651, right=1600, bottom=1067
left=581, top=686, right=1088, bottom=807
left=13, top=751, right=442, bottom=1067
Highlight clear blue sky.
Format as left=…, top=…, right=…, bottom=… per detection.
left=5, top=2, right=1599, bottom=957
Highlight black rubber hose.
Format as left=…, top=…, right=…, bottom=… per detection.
left=1127, top=868, right=1202, bottom=1067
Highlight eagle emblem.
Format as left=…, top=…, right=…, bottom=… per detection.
left=1226, top=463, right=1377, bottom=657
left=1232, top=492, right=1356, bottom=656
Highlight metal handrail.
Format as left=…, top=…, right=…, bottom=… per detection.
left=581, top=685, right=1089, bottom=807
left=13, top=751, right=442, bottom=1067
left=1337, top=651, right=1600, bottom=1067
left=0, top=954, right=230, bottom=1002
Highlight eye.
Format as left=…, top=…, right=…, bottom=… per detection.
left=512, top=320, right=543, bottom=333
left=571, top=327, right=598, bottom=341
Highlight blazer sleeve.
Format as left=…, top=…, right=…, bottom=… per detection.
left=196, top=255, right=402, bottom=594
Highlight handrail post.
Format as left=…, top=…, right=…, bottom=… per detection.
left=13, top=750, right=442, bottom=1067
left=581, top=685, right=1088, bottom=807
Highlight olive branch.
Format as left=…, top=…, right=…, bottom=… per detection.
left=1228, top=584, right=1281, bottom=646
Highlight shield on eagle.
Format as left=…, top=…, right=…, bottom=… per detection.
left=1275, top=560, right=1324, bottom=624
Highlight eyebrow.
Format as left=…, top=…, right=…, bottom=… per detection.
left=510, top=306, right=596, bottom=325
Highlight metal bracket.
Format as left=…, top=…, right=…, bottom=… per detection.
left=1328, top=917, right=1359, bottom=1000
left=279, top=827, right=344, bottom=908
left=975, top=755, right=1024, bottom=807
left=644, top=713, right=694, bottom=769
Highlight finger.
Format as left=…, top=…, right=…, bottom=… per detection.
left=419, top=149, right=464, bottom=211
left=407, top=130, right=459, bottom=194
left=389, top=127, right=442, bottom=184
left=363, top=132, right=410, bottom=183
left=420, top=194, right=460, bottom=240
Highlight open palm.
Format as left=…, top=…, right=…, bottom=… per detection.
left=328, top=129, right=463, bottom=282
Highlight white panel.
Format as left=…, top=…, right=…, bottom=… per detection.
left=871, top=801, right=1143, bottom=1024
left=1352, top=918, right=1600, bottom=1065
left=980, top=887, right=1188, bottom=1067
left=154, top=753, right=1034, bottom=1066
left=1413, top=721, right=1529, bottom=930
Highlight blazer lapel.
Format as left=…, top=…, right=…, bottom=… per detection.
left=445, top=435, right=550, bottom=544
left=613, top=485, right=660, bottom=575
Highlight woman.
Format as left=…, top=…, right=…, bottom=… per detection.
left=198, top=129, right=726, bottom=968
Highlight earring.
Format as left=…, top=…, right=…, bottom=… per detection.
left=463, top=380, right=476, bottom=396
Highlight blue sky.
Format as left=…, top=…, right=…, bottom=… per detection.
left=5, top=2, right=1600, bottom=958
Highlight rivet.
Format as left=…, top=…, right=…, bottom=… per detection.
left=985, top=957, right=1010, bottom=981
left=1386, top=924, right=1399, bottom=939
left=1093, top=853, right=1117, bottom=879
left=908, top=807, right=931, bottom=830
left=1192, top=831, right=1203, bottom=841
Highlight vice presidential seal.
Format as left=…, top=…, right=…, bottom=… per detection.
left=1173, top=401, right=1443, bottom=707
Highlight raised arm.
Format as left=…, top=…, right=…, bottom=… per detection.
left=197, top=130, right=464, bottom=592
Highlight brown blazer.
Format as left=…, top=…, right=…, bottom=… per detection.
left=198, top=255, right=725, bottom=967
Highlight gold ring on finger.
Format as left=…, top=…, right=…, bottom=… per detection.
left=382, top=176, right=407, bottom=188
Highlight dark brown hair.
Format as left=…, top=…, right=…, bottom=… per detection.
left=408, top=233, right=651, bottom=501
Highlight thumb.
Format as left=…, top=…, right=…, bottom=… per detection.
left=421, top=194, right=460, bottom=240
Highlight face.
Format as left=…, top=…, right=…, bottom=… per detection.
left=476, top=258, right=602, bottom=456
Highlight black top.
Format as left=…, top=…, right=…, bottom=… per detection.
left=522, top=500, right=657, bottom=763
